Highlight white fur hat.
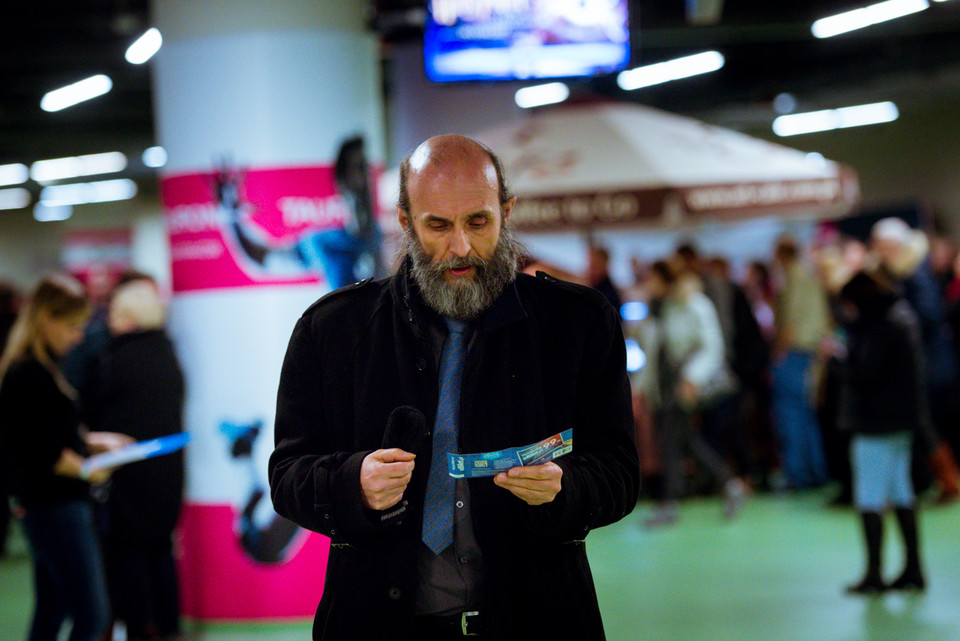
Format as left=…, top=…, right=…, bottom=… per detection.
left=872, top=217, right=913, bottom=244
left=871, top=216, right=929, bottom=274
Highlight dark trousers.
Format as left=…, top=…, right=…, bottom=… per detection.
left=104, top=538, right=181, bottom=639
left=658, top=401, right=733, bottom=501
left=702, top=392, right=752, bottom=477
left=21, top=500, right=111, bottom=641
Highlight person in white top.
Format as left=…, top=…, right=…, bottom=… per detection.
left=640, top=260, right=746, bottom=527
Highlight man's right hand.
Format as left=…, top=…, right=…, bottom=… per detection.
left=360, top=448, right=416, bottom=510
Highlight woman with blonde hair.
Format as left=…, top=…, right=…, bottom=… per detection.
left=0, top=274, right=127, bottom=641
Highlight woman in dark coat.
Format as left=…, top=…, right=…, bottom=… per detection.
left=0, top=274, right=125, bottom=641
left=84, top=279, right=186, bottom=640
left=838, top=271, right=927, bottom=594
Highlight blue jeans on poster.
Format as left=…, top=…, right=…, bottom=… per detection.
left=772, top=350, right=828, bottom=489
left=21, top=500, right=110, bottom=641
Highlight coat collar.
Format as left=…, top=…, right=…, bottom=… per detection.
left=390, top=257, right=527, bottom=335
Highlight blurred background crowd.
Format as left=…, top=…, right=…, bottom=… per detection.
left=570, top=217, right=960, bottom=521
left=3, top=211, right=960, bottom=637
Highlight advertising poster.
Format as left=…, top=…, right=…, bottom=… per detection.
left=162, top=163, right=384, bottom=619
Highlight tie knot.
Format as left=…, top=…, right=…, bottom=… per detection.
left=444, top=318, right=468, bottom=335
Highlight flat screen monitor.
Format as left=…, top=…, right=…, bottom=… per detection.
left=424, top=1, right=631, bottom=83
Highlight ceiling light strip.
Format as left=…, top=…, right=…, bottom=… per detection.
left=812, top=0, right=929, bottom=38
left=34, top=203, right=73, bottom=222
left=126, top=28, right=163, bottom=65
left=40, top=74, right=113, bottom=112
left=515, top=83, right=570, bottom=109
left=617, top=51, right=725, bottom=91
left=773, top=101, right=899, bottom=136
left=0, top=163, right=29, bottom=187
left=0, top=188, right=31, bottom=210
left=30, top=152, right=128, bottom=183
left=39, top=178, right=138, bottom=206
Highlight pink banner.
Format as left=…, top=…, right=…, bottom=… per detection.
left=162, top=165, right=356, bottom=293
left=177, top=503, right=330, bottom=620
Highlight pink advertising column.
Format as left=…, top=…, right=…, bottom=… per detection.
left=150, top=1, right=384, bottom=621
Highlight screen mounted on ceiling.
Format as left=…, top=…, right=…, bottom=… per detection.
left=425, top=0, right=631, bottom=83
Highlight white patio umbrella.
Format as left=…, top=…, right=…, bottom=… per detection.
left=467, top=102, right=859, bottom=231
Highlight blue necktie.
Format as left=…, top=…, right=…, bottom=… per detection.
left=422, top=318, right=468, bottom=555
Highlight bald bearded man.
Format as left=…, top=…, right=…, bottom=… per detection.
left=269, top=135, right=640, bottom=641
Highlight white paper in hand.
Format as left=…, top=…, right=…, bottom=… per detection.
left=81, top=432, right=191, bottom=474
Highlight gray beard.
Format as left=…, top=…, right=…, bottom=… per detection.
left=401, top=223, right=523, bottom=321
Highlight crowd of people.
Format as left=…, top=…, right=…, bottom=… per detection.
left=0, top=271, right=185, bottom=641
left=604, top=216, right=960, bottom=593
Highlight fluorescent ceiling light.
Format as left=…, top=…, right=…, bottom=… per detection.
left=40, top=178, right=138, bottom=206
left=40, top=74, right=113, bottom=112
left=0, top=188, right=31, bottom=210
left=31, top=152, right=127, bottom=183
left=812, top=0, right=929, bottom=38
left=142, top=146, right=168, bottom=168
left=617, top=51, right=725, bottom=91
left=515, top=83, right=570, bottom=109
left=773, top=101, right=899, bottom=136
left=126, top=28, right=162, bottom=64
left=0, top=163, right=29, bottom=187
left=33, top=203, right=73, bottom=222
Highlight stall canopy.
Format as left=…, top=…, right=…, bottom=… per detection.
left=465, top=102, right=859, bottom=231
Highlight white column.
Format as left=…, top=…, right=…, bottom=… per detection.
left=152, top=0, right=384, bottom=621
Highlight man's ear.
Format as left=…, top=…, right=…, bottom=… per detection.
left=397, top=206, right=409, bottom=231
left=502, top=196, right=517, bottom=223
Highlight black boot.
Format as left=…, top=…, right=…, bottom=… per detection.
left=846, top=511, right=887, bottom=595
left=889, top=507, right=926, bottom=591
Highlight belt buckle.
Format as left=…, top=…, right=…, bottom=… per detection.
left=461, top=611, right=481, bottom=637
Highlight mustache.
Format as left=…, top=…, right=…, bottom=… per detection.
left=429, top=254, right=486, bottom=272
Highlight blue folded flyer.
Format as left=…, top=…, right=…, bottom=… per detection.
left=447, top=429, right=573, bottom=479
left=81, top=432, right=191, bottom=474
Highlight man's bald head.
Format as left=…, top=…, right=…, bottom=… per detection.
left=397, top=134, right=512, bottom=222
left=395, top=135, right=522, bottom=320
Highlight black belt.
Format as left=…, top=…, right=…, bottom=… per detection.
left=414, top=610, right=482, bottom=638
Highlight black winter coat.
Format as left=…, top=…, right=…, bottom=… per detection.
left=84, top=329, right=185, bottom=543
left=840, top=293, right=930, bottom=436
left=0, top=357, right=89, bottom=508
left=269, top=265, right=640, bottom=641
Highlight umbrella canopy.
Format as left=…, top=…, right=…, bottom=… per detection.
left=471, top=102, right=859, bottom=231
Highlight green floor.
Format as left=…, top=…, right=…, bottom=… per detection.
left=2, top=494, right=958, bottom=641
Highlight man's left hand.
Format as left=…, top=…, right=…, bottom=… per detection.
left=493, top=462, right=562, bottom=506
